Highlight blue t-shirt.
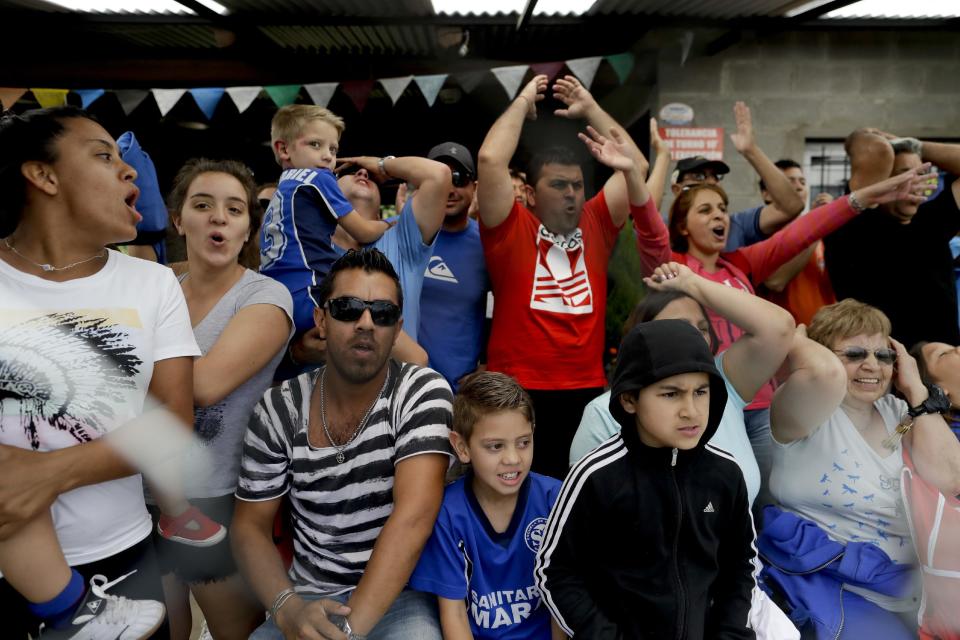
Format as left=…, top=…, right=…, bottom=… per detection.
left=259, top=167, right=353, bottom=335
left=725, top=205, right=765, bottom=252
left=333, top=198, right=434, bottom=342
left=409, top=473, right=561, bottom=640
left=418, top=219, right=489, bottom=391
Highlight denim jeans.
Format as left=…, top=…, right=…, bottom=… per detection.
left=250, top=588, right=441, bottom=640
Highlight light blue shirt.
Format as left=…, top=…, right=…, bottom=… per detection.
left=335, top=198, right=436, bottom=342
left=568, top=352, right=760, bottom=505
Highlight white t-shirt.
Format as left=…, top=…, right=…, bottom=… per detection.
left=770, top=394, right=920, bottom=611
left=0, top=250, right=199, bottom=566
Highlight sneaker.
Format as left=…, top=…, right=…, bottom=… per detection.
left=156, top=505, right=227, bottom=547
left=40, top=571, right=165, bottom=640
left=197, top=620, right=213, bottom=640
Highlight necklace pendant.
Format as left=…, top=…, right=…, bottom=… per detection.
left=336, top=451, right=345, bottom=464
left=40, top=263, right=55, bottom=272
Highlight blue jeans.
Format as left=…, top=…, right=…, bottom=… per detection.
left=250, top=589, right=441, bottom=640
left=744, top=406, right=773, bottom=513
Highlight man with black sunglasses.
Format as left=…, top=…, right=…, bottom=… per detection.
left=417, top=142, right=491, bottom=392
left=234, top=248, right=453, bottom=640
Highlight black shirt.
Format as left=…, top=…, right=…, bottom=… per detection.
left=824, top=184, right=960, bottom=349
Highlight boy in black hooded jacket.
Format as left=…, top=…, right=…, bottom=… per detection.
left=534, top=319, right=757, bottom=639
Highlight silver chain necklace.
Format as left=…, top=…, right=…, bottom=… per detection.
left=3, top=237, right=107, bottom=273
left=320, top=367, right=390, bottom=464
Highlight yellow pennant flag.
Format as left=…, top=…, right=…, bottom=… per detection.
left=31, top=88, right=69, bottom=108
left=0, top=87, right=27, bottom=110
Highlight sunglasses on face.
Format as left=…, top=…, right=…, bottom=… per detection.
left=325, top=296, right=401, bottom=326
left=450, top=168, right=474, bottom=188
left=833, top=347, right=897, bottom=365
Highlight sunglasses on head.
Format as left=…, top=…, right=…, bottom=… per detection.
left=833, top=347, right=897, bottom=365
left=325, top=296, right=401, bottom=326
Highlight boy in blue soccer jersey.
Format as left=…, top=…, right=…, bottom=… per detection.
left=260, top=105, right=392, bottom=337
left=409, top=372, right=566, bottom=640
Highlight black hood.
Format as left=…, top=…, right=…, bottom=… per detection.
left=608, top=319, right=727, bottom=452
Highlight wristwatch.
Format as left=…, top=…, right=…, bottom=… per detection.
left=378, top=155, right=396, bottom=178
left=907, top=383, right=951, bottom=418
left=335, top=616, right=367, bottom=640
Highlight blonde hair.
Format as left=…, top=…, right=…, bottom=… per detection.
left=453, top=372, right=535, bottom=443
left=807, top=299, right=892, bottom=349
left=269, top=105, right=345, bottom=164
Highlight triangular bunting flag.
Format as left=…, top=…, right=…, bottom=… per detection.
left=530, top=61, right=565, bottom=82
left=605, top=52, right=635, bottom=85
left=490, top=65, right=529, bottom=100
left=0, top=88, right=28, bottom=110
left=413, top=74, right=447, bottom=107
left=304, top=82, right=338, bottom=108
left=379, top=76, right=412, bottom=106
left=152, top=88, right=187, bottom=116
left=454, top=70, right=487, bottom=94
left=564, top=56, right=602, bottom=89
left=115, top=90, right=150, bottom=115
left=31, top=89, right=69, bottom=109
left=75, top=89, right=105, bottom=109
left=340, top=80, right=375, bottom=113
left=189, top=87, right=225, bottom=120
left=264, top=85, right=301, bottom=108
left=225, top=86, right=262, bottom=113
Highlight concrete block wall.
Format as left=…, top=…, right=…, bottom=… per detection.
left=651, top=28, right=960, bottom=214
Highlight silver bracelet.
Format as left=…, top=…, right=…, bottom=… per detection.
left=269, top=587, right=298, bottom=620
left=848, top=191, right=868, bottom=213
left=378, top=155, right=396, bottom=178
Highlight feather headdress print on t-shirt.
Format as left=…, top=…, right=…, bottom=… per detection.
left=0, top=311, right=142, bottom=449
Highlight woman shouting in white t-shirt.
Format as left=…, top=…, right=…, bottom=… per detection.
left=0, top=106, right=207, bottom=639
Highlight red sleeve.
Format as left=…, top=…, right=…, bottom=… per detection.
left=479, top=200, right=525, bottom=258
left=582, top=190, right=622, bottom=252
left=739, top=196, right=857, bottom=285
left=631, top=197, right=674, bottom=276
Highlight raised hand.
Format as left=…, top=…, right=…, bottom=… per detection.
left=336, top=156, right=388, bottom=183
left=553, top=75, right=598, bottom=120
left=889, top=336, right=927, bottom=402
left=642, top=261, right=697, bottom=292
left=729, top=101, right=756, bottom=154
left=854, top=163, right=937, bottom=207
left=517, top=74, right=548, bottom=121
left=650, top=117, right=669, bottom=157
left=578, top=125, right=642, bottom=174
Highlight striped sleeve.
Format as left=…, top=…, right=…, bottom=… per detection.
left=393, top=365, right=454, bottom=463
left=235, top=385, right=297, bottom=501
left=535, top=436, right=627, bottom=639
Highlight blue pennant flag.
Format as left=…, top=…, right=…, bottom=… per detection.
left=189, top=87, right=225, bottom=120
left=75, top=89, right=105, bottom=109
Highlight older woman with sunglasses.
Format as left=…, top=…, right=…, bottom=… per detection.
left=761, top=299, right=960, bottom=639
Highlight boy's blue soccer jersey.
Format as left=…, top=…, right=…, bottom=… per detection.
left=409, top=472, right=561, bottom=640
left=259, top=167, right=353, bottom=334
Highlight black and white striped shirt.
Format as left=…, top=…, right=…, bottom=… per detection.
left=236, top=360, right=454, bottom=596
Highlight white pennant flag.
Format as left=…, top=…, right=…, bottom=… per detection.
left=152, top=88, right=187, bottom=117
left=379, top=76, right=412, bottom=106
left=414, top=74, right=447, bottom=107
left=565, top=56, right=603, bottom=89
left=225, top=86, right=262, bottom=113
left=304, top=82, right=338, bottom=108
left=490, top=65, right=528, bottom=100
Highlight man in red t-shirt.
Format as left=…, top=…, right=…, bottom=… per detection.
left=476, top=74, right=652, bottom=479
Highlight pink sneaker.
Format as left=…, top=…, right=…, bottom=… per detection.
left=157, top=505, right=227, bottom=547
